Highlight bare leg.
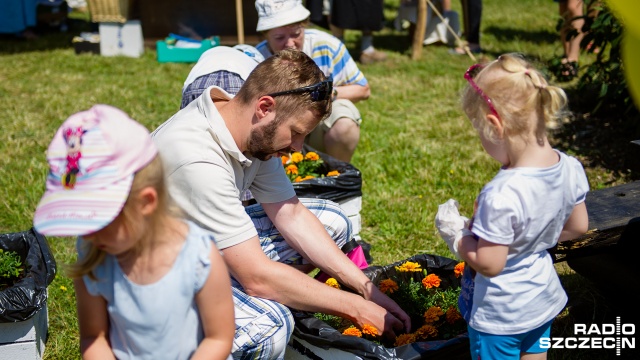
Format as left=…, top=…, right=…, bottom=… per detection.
left=560, top=0, right=585, bottom=63
left=323, top=118, right=360, bottom=163
left=521, top=351, right=547, bottom=360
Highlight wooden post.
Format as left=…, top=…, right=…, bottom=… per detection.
left=236, top=0, right=245, bottom=44
left=411, top=0, right=427, bottom=60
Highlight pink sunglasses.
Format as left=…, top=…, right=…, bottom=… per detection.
left=464, top=64, right=500, bottom=118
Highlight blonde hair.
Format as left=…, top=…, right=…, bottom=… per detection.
left=67, top=155, right=182, bottom=279
left=235, top=48, right=331, bottom=124
left=461, top=53, right=568, bottom=144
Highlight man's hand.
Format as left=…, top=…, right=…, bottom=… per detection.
left=350, top=294, right=410, bottom=341
left=365, top=283, right=412, bottom=335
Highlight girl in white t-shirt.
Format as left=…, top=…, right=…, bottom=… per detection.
left=33, top=105, right=235, bottom=360
left=437, top=53, right=589, bottom=360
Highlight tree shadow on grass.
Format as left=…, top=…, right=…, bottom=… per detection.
left=484, top=25, right=558, bottom=46
left=0, top=19, right=94, bottom=55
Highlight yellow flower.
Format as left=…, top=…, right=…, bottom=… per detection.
left=326, top=170, right=340, bottom=177
left=379, top=279, right=399, bottom=294
left=304, top=151, right=320, bottom=161
left=454, top=262, right=465, bottom=278
left=415, top=324, right=438, bottom=339
left=394, top=333, right=416, bottom=346
left=285, top=164, right=298, bottom=175
left=362, top=324, right=378, bottom=336
left=424, top=306, right=444, bottom=324
left=395, top=261, right=422, bottom=272
left=342, top=326, right=362, bottom=337
left=422, top=273, right=441, bottom=289
left=60, top=285, right=67, bottom=291
left=281, top=155, right=289, bottom=165
left=290, top=152, right=304, bottom=163
left=325, top=278, right=340, bottom=289
left=446, top=306, right=463, bottom=324
left=294, top=175, right=315, bottom=182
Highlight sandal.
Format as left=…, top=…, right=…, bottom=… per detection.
left=551, top=57, right=578, bottom=82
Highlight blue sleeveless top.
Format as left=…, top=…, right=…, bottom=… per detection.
left=79, top=221, right=215, bottom=359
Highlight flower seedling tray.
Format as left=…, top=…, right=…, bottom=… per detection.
left=284, top=254, right=470, bottom=360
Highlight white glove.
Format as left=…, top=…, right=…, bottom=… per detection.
left=435, top=199, right=472, bottom=259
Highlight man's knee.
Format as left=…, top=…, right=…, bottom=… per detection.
left=325, top=117, right=360, bottom=146
left=300, top=198, right=352, bottom=248
left=232, top=299, right=294, bottom=359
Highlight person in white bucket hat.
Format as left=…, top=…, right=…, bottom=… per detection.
left=255, top=0, right=371, bottom=164
left=34, top=105, right=235, bottom=360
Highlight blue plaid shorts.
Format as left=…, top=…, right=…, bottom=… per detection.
left=231, top=198, right=352, bottom=359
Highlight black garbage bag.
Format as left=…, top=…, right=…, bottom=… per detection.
left=0, top=228, right=57, bottom=322
left=289, top=254, right=470, bottom=360
left=292, top=144, right=362, bottom=203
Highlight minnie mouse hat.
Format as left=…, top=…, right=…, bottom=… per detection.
left=33, top=105, right=158, bottom=237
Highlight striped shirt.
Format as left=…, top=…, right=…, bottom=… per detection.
left=256, top=29, right=368, bottom=87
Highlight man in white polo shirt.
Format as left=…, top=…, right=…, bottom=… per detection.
left=153, top=49, right=410, bottom=359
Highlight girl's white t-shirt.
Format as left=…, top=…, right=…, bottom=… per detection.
left=469, top=150, right=589, bottom=335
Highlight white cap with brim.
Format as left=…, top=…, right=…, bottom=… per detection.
left=255, top=0, right=310, bottom=32
left=33, top=105, right=158, bottom=237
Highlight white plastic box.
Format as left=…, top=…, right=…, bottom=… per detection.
left=0, top=304, right=49, bottom=360
left=99, top=20, right=144, bottom=57
left=338, top=196, right=362, bottom=236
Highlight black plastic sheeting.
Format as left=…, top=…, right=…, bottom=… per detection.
left=292, top=144, right=362, bottom=203
left=289, top=254, right=470, bottom=359
left=0, top=228, right=57, bottom=322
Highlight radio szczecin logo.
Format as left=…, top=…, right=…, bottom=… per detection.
left=540, top=317, right=635, bottom=356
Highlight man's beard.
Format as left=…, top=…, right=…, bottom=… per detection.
left=246, top=118, right=283, bottom=161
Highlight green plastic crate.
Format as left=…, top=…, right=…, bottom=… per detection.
left=156, top=38, right=219, bottom=63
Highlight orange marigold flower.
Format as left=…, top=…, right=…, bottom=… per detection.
left=362, top=324, right=379, bottom=337
left=326, top=170, right=340, bottom=177
left=422, top=273, right=441, bottom=289
left=281, top=155, right=289, bottom=165
left=379, top=279, right=399, bottom=294
left=285, top=164, right=298, bottom=175
left=454, top=262, right=465, bottom=278
left=414, top=324, right=438, bottom=339
left=302, top=175, right=315, bottom=181
left=395, top=261, right=422, bottom=272
left=424, top=306, right=444, bottom=323
left=446, top=306, right=463, bottom=324
left=342, top=326, right=362, bottom=337
left=394, top=333, right=417, bottom=347
left=294, top=176, right=303, bottom=182
left=304, top=151, right=320, bottom=161
left=325, top=278, right=340, bottom=289
left=290, top=152, right=304, bottom=163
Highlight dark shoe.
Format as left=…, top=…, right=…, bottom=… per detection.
left=551, top=57, right=578, bottom=82
left=359, top=49, right=387, bottom=64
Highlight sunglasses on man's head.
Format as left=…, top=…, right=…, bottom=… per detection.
left=267, top=77, right=333, bottom=102
left=464, top=64, right=500, bottom=118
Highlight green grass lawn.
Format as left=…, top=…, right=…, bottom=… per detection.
left=1, top=0, right=638, bottom=359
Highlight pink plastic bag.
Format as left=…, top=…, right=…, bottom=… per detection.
left=315, top=245, right=369, bottom=283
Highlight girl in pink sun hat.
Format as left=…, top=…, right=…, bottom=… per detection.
left=34, top=104, right=235, bottom=360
